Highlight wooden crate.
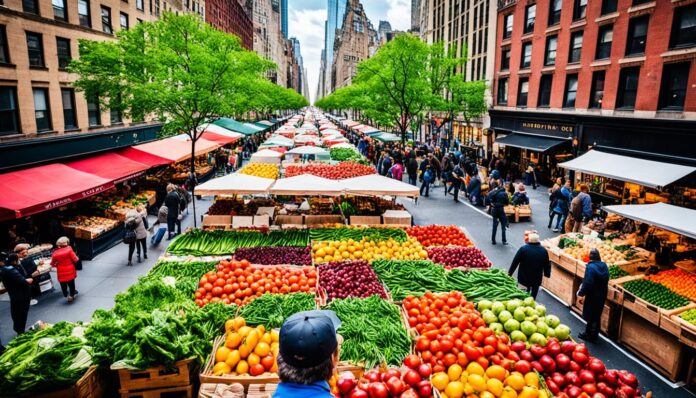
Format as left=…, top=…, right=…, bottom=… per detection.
left=541, top=262, right=578, bottom=305
left=199, top=336, right=279, bottom=389
left=202, top=215, right=232, bottom=227
left=571, top=300, right=617, bottom=338
left=606, top=275, right=643, bottom=305
left=662, top=303, right=696, bottom=337
left=350, top=216, right=382, bottom=225
left=382, top=210, right=411, bottom=226
left=671, top=308, right=696, bottom=349
left=113, top=359, right=194, bottom=393
left=247, top=383, right=278, bottom=398
left=119, top=385, right=192, bottom=398
left=621, top=291, right=662, bottom=326
left=555, top=254, right=578, bottom=274
left=275, top=215, right=303, bottom=226
left=619, top=309, right=686, bottom=382
left=27, top=366, right=104, bottom=398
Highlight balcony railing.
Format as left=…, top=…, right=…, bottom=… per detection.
left=498, top=0, right=517, bottom=10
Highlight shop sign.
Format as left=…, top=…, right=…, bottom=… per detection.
left=520, top=121, right=575, bottom=135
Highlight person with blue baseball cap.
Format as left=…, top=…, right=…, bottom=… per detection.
left=273, top=310, right=341, bottom=398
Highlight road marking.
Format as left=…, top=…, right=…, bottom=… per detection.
left=458, top=197, right=493, bottom=219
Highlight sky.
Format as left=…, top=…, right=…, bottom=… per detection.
left=288, top=0, right=412, bottom=103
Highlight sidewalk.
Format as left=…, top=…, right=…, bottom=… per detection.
left=0, top=198, right=212, bottom=345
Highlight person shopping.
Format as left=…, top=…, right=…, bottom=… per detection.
left=150, top=205, right=168, bottom=247
left=50, top=237, right=79, bottom=303
left=420, top=165, right=434, bottom=197
left=164, top=184, right=181, bottom=239
left=487, top=181, right=509, bottom=245
left=550, top=180, right=571, bottom=232
left=14, top=243, right=40, bottom=305
left=125, top=205, right=148, bottom=265
left=0, top=253, right=32, bottom=334
left=508, top=234, right=550, bottom=298
left=576, top=249, right=609, bottom=342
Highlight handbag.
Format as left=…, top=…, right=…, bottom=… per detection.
left=74, top=258, right=83, bottom=271
left=123, top=229, right=137, bottom=244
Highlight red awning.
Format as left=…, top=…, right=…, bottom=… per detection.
left=200, top=132, right=240, bottom=146
left=129, top=137, right=220, bottom=163
left=118, top=147, right=172, bottom=167
left=66, top=152, right=150, bottom=183
left=0, top=164, right=115, bottom=220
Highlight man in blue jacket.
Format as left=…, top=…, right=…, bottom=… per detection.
left=0, top=253, right=33, bottom=336
left=577, top=249, right=609, bottom=342
left=508, top=234, right=550, bottom=298
left=488, top=181, right=509, bottom=245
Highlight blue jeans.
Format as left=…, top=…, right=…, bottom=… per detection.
left=408, top=175, right=417, bottom=186
left=420, top=181, right=430, bottom=196
left=491, top=208, right=507, bottom=243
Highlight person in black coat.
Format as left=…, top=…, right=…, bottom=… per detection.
left=577, top=249, right=609, bottom=342
left=508, top=234, right=550, bottom=298
left=164, top=184, right=181, bottom=239
left=487, top=181, right=509, bottom=245
left=406, top=154, right=418, bottom=186
left=0, top=253, right=33, bottom=335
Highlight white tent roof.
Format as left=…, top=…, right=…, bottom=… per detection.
left=287, top=146, right=329, bottom=155
left=252, top=149, right=283, bottom=158
left=294, top=135, right=322, bottom=144
left=244, top=123, right=264, bottom=131
left=250, top=149, right=283, bottom=165
left=330, top=142, right=356, bottom=149
left=194, top=173, right=275, bottom=196
left=559, top=150, right=695, bottom=189
left=196, top=123, right=245, bottom=138
left=321, top=129, right=342, bottom=136
left=341, top=174, right=419, bottom=197
left=269, top=174, right=344, bottom=196
left=603, top=203, right=696, bottom=239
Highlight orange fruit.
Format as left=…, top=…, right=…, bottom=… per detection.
left=235, top=360, right=249, bottom=375
left=215, top=346, right=232, bottom=363
left=485, top=365, right=507, bottom=381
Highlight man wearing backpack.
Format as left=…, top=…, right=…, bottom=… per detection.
left=451, top=161, right=466, bottom=202
left=420, top=165, right=434, bottom=197
left=488, top=181, right=509, bottom=245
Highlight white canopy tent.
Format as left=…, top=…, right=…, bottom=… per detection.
left=341, top=174, right=420, bottom=197
left=250, top=149, right=284, bottom=165
left=263, top=137, right=294, bottom=147
left=287, top=146, right=329, bottom=155
left=320, top=128, right=342, bottom=136
left=194, top=173, right=275, bottom=196
left=602, top=203, right=696, bottom=240
left=269, top=174, right=344, bottom=196
left=330, top=142, right=356, bottom=149
left=559, top=150, right=696, bottom=189
left=294, top=135, right=323, bottom=145
left=197, top=123, right=245, bottom=139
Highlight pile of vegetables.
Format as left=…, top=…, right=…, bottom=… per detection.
left=371, top=260, right=449, bottom=301
left=238, top=293, right=316, bottom=328
left=0, top=322, right=93, bottom=394
left=233, top=246, right=312, bottom=265
left=312, top=237, right=428, bottom=263
left=167, top=229, right=309, bottom=256
left=318, top=261, right=388, bottom=302
left=139, top=260, right=217, bottom=296
left=310, top=227, right=408, bottom=243
left=335, top=359, right=434, bottom=398
left=211, top=317, right=279, bottom=377
left=194, top=260, right=316, bottom=307
left=477, top=297, right=571, bottom=343
left=608, top=264, right=629, bottom=280
left=113, top=279, right=189, bottom=316
left=447, top=269, right=529, bottom=302
left=327, top=296, right=411, bottom=368
left=330, top=147, right=367, bottom=164
left=238, top=163, right=279, bottom=179
left=645, top=268, right=696, bottom=301
left=284, top=161, right=375, bottom=179
left=427, top=246, right=491, bottom=270
left=405, top=225, right=472, bottom=247
left=622, top=279, right=690, bottom=309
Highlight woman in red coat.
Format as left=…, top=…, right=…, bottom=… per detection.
left=51, top=236, right=79, bottom=302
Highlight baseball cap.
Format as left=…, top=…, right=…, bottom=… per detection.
left=279, top=310, right=341, bottom=368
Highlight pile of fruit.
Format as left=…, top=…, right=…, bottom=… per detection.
left=211, top=317, right=279, bottom=376
left=431, top=362, right=546, bottom=398
left=477, top=298, right=571, bottom=344
left=334, top=358, right=434, bottom=398
left=607, top=264, right=629, bottom=280
left=312, top=238, right=428, bottom=263
left=233, top=246, right=312, bottom=265
left=644, top=268, right=696, bottom=301
left=284, top=161, right=375, bottom=179
left=679, top=308, right=696, bottom=327
left=562, top=241, right=625, bottom=264
left=621, top=279, right=690, bottom=310
left=405, top=225, right=472, bottom=247
left=238, top=163, right=279, bottom=179
left=194, top=260, right=316, bottom=307
left=427, top=246, right=491, bottom=270
left=318, top=260, right=389, bottom=302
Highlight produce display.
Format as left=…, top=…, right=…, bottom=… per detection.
left=679, top=308, right=696, bottom=327
left=207, top=198, right=276, bottom=216
left=211, top=317, right=279, bottom=377
left=88, top=190, right=155, bottom=216
left=477, top=298, right=571, bottom=344
left=341, top=196, right=405, bottom=217
left=447, top=269, right=529, bottom=302
left=318, top=261, right=388, bottom=302
left=559, top=237, right=626, bottom=264
left=621, top=279, right=690, bottom=310
left=237, top=293, right=316, bottom=329
left=427, top=246, right=492, bottom=270
left=139, top=260, right=216, bottom=296
left=644, top=268, right=696, bottom=301
left=61, top=215, right=120, bottom=238
left=371, top=260, right=449, bottom=301
left=238, top=163, right=279, bottom=179
left=233, top=246, right=312, bottom=265
left=167, top=229, right=309, bottom=256
left=284, top=161, right=375, bottom=179
left=405, top=225, right=472, bottom=247
left=608, top=264, right=629, bottom=280
left=335, top=359, right=434, bottom=398
left=312, top=237, right=428, bottom=263
left=327, top=296, right=411, bottom=368
left=310, top=227, right=408, bottom=243
left=194, top=260, right=316, bottom=307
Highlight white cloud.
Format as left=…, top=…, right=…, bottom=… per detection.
left=288, top=7, right=325, bottom=104
left=386, top=0, right=411, bottom=31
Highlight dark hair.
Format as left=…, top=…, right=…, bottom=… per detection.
left=5, top=253, right=19, bottom=265
left=277, top=352, right=335, bottom=385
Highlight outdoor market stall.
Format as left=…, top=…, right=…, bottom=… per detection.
left=249, top=149, right=284, bottom=165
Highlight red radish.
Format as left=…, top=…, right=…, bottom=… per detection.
left=572, top=350, right=589, bottom=366
left=417, top=380, right=432, bottom=398
left=385, top=377, right=405, bottom=395
left=402, top=370, right=421, bottom=387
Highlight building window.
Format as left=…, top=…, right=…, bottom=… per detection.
left=517, top=78, right=529, bottom=107
left=56, top=37, right=71, bottom=69
left=545, top=36, right=557, bottom=66
left=670, top=4, right=696, bottom=49
left=22, top=0, right=39, bottom=14
left=0, top=87, right=20, bottom=135
left=503, top=14, right=513, bottom=39
left=659, top=62, right=690, bottom=110
left=569, top=31, right=583, bottom=63
left=549, top=0, right=562, bottom=26
left=589, top=71, right=605, bottom=108
left=626, top=16, right=648, bottom=56
left=573, top=0, right=587, bottom=20
left=616, top=67, right=640, bottom=109
left=601, top=0, right=617, bottom=15
left=61, top=88, right=77, bottom=129
left=596, top=25, right=613, bottom=60
left=497, top=78, right=508, bottom=105
left=110, top=108, right=122, bottom=123
left=136, top=0, right=144, bottom=10
left=87, top=94, right=101, bottom=126
left=78, top=0, right=91, bottom=28
left=26, top=32, right=44, bottom=68
left=33, top=88, right=52, bottom=132
left=0, top=25, right=10, bottom=64
left=52, top=0, right=67, bottom=22
left=155, top=0, right=160, bottom=16
left=563, top=74, right=578, bottom=108
left=120, top=12, right=129, bottom=30
left=633, top=0, right=651, bottom=5
left=520, top=42, right=532, bottom=68
left=501, top=47, right=510, bottom=70
left=538, top=74, right=553, bottom=107
left=524, top=4, right=536, bottom=34
left=101, top=6, right=112, bottom=34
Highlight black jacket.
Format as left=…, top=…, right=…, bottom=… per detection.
left=508, top=243, right=551, bottom=287
left=406, top=158, right=418, bottom=176
left=488, top=188, right=509, bottom=209
left=164, top=191, right=181, bottom=215
left=578, top=261, right=609, bottom=321
left=0, top=265, right=31, bottom=300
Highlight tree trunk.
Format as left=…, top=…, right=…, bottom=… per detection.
left=190, top=136, right=197, bottom=228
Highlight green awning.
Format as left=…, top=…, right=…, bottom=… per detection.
left=212, top=118, right=259, bottom=136
left=253, top=122, right=271, bottom=132
left=373, top=133, right=401, bottom=142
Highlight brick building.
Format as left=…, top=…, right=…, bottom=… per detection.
left=491, top=0, right=696, bottom=184
left=206, top=0, right=252, bottom=50
left=331, top=0, right=378, bottom=91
